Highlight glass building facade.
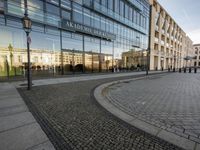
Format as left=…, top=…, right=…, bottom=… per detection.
left=0, top=0, right=149, bottom=77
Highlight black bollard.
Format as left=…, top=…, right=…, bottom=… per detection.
left=189, top=67, right=191, bottom=73
left=184, top=68, right=186, bottom=73
left=194, top=67, right=197, bottom=73
left=168, top=68, right=170, bottom=72
left=179, top=68, right=181, bottom=73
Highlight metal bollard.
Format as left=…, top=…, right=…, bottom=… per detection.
left=179, top=68, right=181, bottom=73
left=189, top=67, right=191, bottom=73
left=184, top=68, right=186, bottom=73
left=194, top=67, right=197, bottom=73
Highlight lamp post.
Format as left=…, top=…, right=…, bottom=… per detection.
left=22, top=1, right=32, bottom=90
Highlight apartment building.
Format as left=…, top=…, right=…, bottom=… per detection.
left=149, top=0, right=193, bottom=70
left=193, top=44, right=200, bottom=67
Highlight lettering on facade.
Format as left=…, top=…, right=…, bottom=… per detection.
left=62, top=19, right=116, bottom=40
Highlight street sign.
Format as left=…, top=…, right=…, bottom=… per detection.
left=27, top=36, right=31, bottom=44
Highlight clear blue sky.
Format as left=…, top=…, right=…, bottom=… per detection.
left=157, top=0, right=200, bottom=44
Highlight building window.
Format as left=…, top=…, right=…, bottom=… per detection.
left=108, top=0, right=113, bottom=10
left=94, top=13, right=100, bottom=29
left=114, top=0, right=119, bottom=14
left=101, top=0, right=108, bottom=7
left=61, top=0, right=71, bottom=10
left=119, top=0, right=124, bottom=17
left=73, top=3, right=83, bottom=24
left=83, top=8, right=90, bottom=26
left=46, top=0, right=59, bottom=6
left=28, top=0, right=44, bottom=22
left=125, top=3, right=128, bottom=19
left=0, top=0, right=4, bottom=12
left=46, top=3, right=59, bottom=16
left=62, top=10, right=71, bottom=20
left=0, top=14, right=5, bottom=25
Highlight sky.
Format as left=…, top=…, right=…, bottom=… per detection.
left=157, top=0, right=200, bottom=44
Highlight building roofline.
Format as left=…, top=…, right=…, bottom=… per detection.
left=193, top=44, right=200, bottom=46
left=150, top=0, right=186, bottom=35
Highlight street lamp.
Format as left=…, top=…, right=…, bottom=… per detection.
left=22, top=8, right=32, bottom=90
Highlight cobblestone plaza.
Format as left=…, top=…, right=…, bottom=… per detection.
left=17, top=72, right=196, bottom=150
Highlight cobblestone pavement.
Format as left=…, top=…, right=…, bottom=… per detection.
left=104, top=73, right=200, bottom=145
left=18, top=74, right=183, bottom=150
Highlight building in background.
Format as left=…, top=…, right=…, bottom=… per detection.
left=193, top=44, right=200, bottom=67
left=0, top=0, right=150, bottom=78
left=148, top=0, right=193, bottom=71
left=183, top=36, right=194, bottom=67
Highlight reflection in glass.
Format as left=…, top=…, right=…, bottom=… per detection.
left=85, top=37, right=100, bottom=72
left=62, top=32, right=83, bottom=74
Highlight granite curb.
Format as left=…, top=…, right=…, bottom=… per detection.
left=93, top=75, right=200, bottom=150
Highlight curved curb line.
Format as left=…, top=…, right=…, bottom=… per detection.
left=94, top=76, right=200, bottom=150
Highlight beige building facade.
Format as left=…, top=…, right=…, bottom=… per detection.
left=149, top=0, right=193, bottom=70
left=193, top=44, right=200, bottom=67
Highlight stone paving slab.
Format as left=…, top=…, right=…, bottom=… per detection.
left=0, top=83, right=55, bottom=150
left=94, top=73, right=200, bottom=150
left=0, top=104, right=28, bottom=117
left=0, top=98, right=25, bottom=109
left=0, top=123, right=49, bottom=150
left=26, top=141, right=55, bottom=150
left=0, top=112, right=35, bottom=132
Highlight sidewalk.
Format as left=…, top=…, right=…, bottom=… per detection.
left=13, top=70, right=165, bottom=88
left=0, top=71, right=166, bottom=150
left=0, top=83, right=55, bottom=150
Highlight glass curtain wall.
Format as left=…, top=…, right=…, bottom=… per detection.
left=0, top=24, right=26, bottom=77
left=30, top=25, right=61, bottom=76
left=0, top=0, right=150, bottom=78
left=84, top=36, right=100, bottom=73
left=62, top=31, right=83, bottom=74
left=101, top=40, right=113, bottom=72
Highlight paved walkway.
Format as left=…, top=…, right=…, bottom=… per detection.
left=0, top=83, right=55, bottom=150
left=13, top=71, right=164, bottom=87
left=94, top=73, right=200, bottom=150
